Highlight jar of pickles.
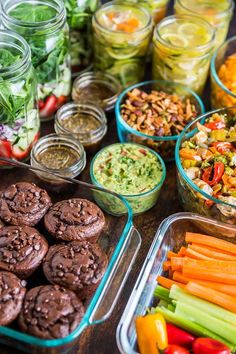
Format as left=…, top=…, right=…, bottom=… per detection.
left=92, top=1, right=153, bottom=88
left=0, top=30, right=40, bottom=164
left=2, top=0, right=71, bottom=122
left=64, top=0, right=101, bottom=77
left=152, top=15, right=215, bottom=95
left=174, top=0, right=234, bottom=50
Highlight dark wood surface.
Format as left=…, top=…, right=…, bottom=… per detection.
left=1, top=5, right=236, bottom=354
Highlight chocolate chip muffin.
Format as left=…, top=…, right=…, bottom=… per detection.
left=18, top=285, right=85, bottom=339
left=0, top=225, right=48, bottom=278
left=43, top=241, right=108, bottom=300
left=44, top=199, right=105, bottom=242
left=0, top=182, right=52, bottom=226
left=0, top=271, right=26, bottom=325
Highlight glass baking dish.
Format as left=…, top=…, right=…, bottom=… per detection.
left=0, top=164, right=141, bottom=354
left=116, top=212, right=236, bottom=354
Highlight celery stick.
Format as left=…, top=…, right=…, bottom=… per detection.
left=154, top=286, right=170, bottom=302
left=155, top=306, right=235, bottom=351
left=175, top=302, right=236, bottom=345
left=170, top=285, right=236, bottom=326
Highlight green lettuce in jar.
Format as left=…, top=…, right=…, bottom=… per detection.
left=64, top=0, right=101, bottom=76
left=92, top=2, right=153, bottom=88
left=90, top=143, right=166, bottom=215
left=2, top=0, right=71, bottom=121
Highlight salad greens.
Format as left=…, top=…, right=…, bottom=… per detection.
left=9, top=3, right=57, bottom=22
left=0, top=48, right=22, bottom=69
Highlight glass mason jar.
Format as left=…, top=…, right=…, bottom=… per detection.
left=64, top=0, right=101, bottom=77
left=92, top=2, right=153, bottom=88
left=152, top=15, right=215, bottom=95
left=2, top=0, right=71, bottom=122
left=174, top=0, right=234, bottom=50
left=0, top=30, right=40, bottom=165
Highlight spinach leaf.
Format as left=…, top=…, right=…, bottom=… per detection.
left=10, top=4, right=57, bottom=22
left=0, top=48, right=21, bottom=69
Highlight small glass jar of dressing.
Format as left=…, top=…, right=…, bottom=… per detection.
left=31, top=133, right=86, bottom=191
left=55, top=102, right=107, bottom=153
left=72, top=71, right=121, bottom=111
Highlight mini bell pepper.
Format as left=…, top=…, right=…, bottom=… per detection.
left=202, top=162, right=225, bottom=186
left=166, top=323, right=195, bottom=349
left=193, top=338, right=231, bottom=354
left=135, top=313, right=168, bottom=354
left=204, top=121, right=226, bottom=130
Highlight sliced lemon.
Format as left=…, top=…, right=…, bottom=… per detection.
left=162, top=33, right=189, bottom=48
left=106, top=46, right=139, bottom=59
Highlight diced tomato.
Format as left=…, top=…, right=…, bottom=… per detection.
left=165, top=344, right=190, bottom=354
left=193, top=338, right=230, bottom=354
left=212, top=142, right=234, bottom=154
left=204, top=121, right=226, bottom=130
left=12, top=146, right=29, bottom=160
left=39, top=95, right=58, bottom=119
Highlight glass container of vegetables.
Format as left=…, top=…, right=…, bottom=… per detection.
left=0, top=30, right=39, bottom=164
left=64, top=0, right=101, bottom=77
left=175, top=107, right=236, bottom=225
left=152, top=15, right=215, bottom=95
left=55, top=102, right=107, bottom=153
left=2, top=0, right=71, bottom=122
left=92, top=1, right=153, bottom=88
left=211, top=36, right=236, bottom=110
left=72, top=71, right=121, bottom=112
left=174, top=0, right=234, bottom=50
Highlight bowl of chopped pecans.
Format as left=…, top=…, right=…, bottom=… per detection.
left=115, top=80, right=205, bottom=161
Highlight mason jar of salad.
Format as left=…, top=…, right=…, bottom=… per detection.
left=2, top=0, right=71, bottom=122
left=123, top=0, right=169, bottom=24
left=152, top=15, right=215, bottom=95
left=174, top=0, right=234, bottom=50
left=64, top=0, right=101, bottom=77
left=0, top=30, right=39, bottom=164
left=92, top=2, right=153, bottom=88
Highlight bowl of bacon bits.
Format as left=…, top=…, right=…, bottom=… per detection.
left=115, top=80, right=204, bottom=161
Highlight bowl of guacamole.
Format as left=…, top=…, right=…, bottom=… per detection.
left=90, top=143, right=166, bottom=215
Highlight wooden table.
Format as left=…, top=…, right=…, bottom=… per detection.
left=1, top=5, right=236, bottom=354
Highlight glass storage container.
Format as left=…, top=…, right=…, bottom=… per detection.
left=92, top=1, right=153, bottom=88
left=64, top=0, right=101, bottom=77
left=0, top=30, right=39, bottom=164
left=2, top=0, right=71, bottom=122
left=117, top=212, right=236, bottom=354
left=152, top=15, right=215, bottom=95
left=0, top=160, right=141, bottom=354
left=211, top=36, right=236, bottom=109
left=174, top=0, right=234, bottom=50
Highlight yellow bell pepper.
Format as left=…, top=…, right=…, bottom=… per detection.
left=135, top=313, right=168, bottom=354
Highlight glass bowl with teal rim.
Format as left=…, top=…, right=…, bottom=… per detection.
left=90, top=142, right=166, bottom=215
left=115, top=80, right=205, bottom=162
left=175, top=106, right=236, bottom=225
left=211, top=36, right=236, bottom=110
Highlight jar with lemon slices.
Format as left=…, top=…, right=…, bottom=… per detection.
left=92, top=1, right=153, bottom=88
left=122, top=0, right=170, bottom=24
left=152, top=15, right=215, bottom=95
left=174, top=0, right=234, bottom=50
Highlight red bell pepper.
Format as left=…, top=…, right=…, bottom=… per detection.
left=193, top=338, right=230, bottom=354
left=204, top=121, right=226, bottom=130
left=164, top=344, right=190, bottom=354
left=212, top=142, right=234, bottom=154
left=166, top=324, right=195, bottom=349
left=202, top=162, right=225, bottom=186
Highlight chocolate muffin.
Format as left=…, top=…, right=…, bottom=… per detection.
left=18, top=285, right=85, bottom=339
left=0, top=225, right=48, bottom=278
left=0, top=182, right=52, bottom=226
left=43, top=241, right=108, bottom=300
left=0, top=271, right=26, bottom=325
left=44, top=199, right=105, bottom=242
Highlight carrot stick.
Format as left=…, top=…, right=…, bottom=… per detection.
left=163, top=260, right=171, bottom=271
left=178, top=247, right=187, bottom=256
left=170, top=257, right=184, bottom=271
left=189, top=244, right=236, bottom=261
left=173, top=271, right=191, bottom=284
left=167, top=251, right=178, bottom=259
left=185, top=248, right=213, bottom=260
left=183, top=266, right=236, bottom=285
left=183, top=258, right=236, bottom=273
left=185, top=281, right=236, bottom=313
left=185, top=232, right=236, bottom=254
left=157, top=276, right=185, bottom=289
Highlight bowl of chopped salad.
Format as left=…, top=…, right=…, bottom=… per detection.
left=115, top=80, right=205, bottom=161
left=175, top=107, right=236, bottom=225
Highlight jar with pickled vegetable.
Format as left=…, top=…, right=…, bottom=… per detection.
left=64, top=0, right=101, bottom=77
left=123, top=0, right=169, bottom=24
left=2, top=0, right=71, bottom=122
left=0, top=30, right=40, bottom=164
left=92, top=1, right=153, bottom=88
left=152, top=15, right=215, bottom=95
left=174, top=0, right=234, bottom=50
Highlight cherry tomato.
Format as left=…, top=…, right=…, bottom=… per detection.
left=12, top=146, right=29, bottom=160
left=193, top=338, right=230, bottom=354
left=164, top=344, right=190, bottom=354
left=39, top=95, right=57, bottom=119
left=0, top=140, right=11, bottom=165
left=38, top=100, right=45, bottom=110
left=57, top=95, right=67, bottom=109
